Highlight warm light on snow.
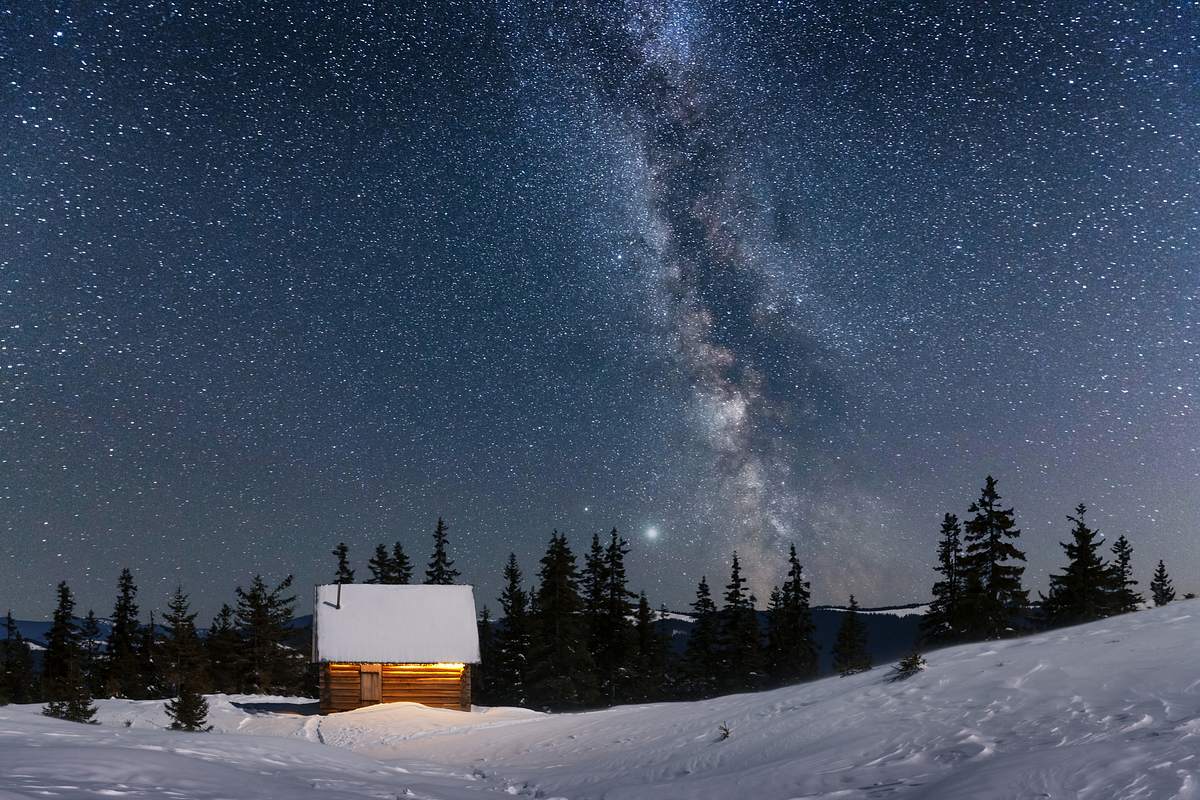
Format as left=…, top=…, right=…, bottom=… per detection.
left=327, top=662, right=465, bottom=671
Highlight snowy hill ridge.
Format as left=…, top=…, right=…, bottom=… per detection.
left=2, top=601, right=1198, bottom=799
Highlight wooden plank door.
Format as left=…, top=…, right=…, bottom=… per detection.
left=360, top=664, right=381, bottom=704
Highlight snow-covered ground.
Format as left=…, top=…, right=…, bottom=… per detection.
left=2, top=601, right=1198, bottom=799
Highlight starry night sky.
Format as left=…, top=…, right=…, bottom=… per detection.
left=3, top=1, right=1197, bottom=620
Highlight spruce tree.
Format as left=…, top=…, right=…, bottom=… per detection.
left=42, top=582, right=96, bottom=723
left=630, top=592, right=666, bottom=701
left=1, top=610, right=35, bottom=704
left=78, top=610, right=104, bottom=696
left=581, top=532, right=608, bottom=671
left=424, top=517, right=460, bottom=584
left=205, top=604, right=241, bottom=694
left=959, top=476, right=1028, bottom=640
left=766, top=586, right=784, bottom=662
left=42, top=582, right=79, bottom=694
left=1105, top=535, right=1142, bottom=614
left=235, top=574, right=299, bottom=694
left=138, top=612, right=161, bottom=699
left=475, top=605, right=495, bottom=703
left=1042, top=504, right=1111, bottom=626
left=367, top=544, right=394, bottom=583
left=599, top=529, right=634, bottom=702
left=831, top=595, right=871, bottom=676
left=525, top=532, right=596, bottom=709
left=391, top=542, right=414, bottom=584
left=166, top=683, right=211, bottom=732
left=332, top=542, right=355, bottom=584
left=1150, top=560, right=1176, bottom=606
left=106, top=568, right=142, bottom=698
left=43, top=660, right=97, bottom=724
left=162, top=587, right=210, bottom=731
left=765, top=544, right=817, bottom=684
left=682, top=576, right=721, bottom=698
left=161, top=588, right=207, bottom=695
left=655, top=603, right=677, bottom=699
left=921, top=513, right=964, bottom=644
left=491, top=553, right=531, bottom=707
left=720, top=553, right=762, bottom=692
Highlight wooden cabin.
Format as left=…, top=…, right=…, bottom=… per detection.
left=311, top=583, right=481, bottom=713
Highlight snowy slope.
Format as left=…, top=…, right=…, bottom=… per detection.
left=2, top=601, right=1198, bottom=799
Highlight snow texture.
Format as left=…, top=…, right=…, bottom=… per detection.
left=2, top=601, right=1198, bottom=799
left=312, top=583, right=481, bottom=664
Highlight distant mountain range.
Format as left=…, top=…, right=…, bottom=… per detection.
left=652, top=603, right=926, bottom=675
left=9, top=614, right=314, bottom=652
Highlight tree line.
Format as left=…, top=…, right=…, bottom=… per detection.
left=470, top=476, right=1187, bottom=708
left=921, top=475, right=1184, bottom=646
left=1, top=482, right=1190, bottom=724
left=325, top=522, right=831, bottom=708
left=0, top=515, right=478, bottom=726
left=472, top=532, right=834, bottom=708
left=1, top=571, right=304, bottom=729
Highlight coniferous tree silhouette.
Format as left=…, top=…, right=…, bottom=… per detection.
left=921, top=513, right=964, bottom=644
left=1150, top=560, right=1176, bottom=606
left=492, top=553, right=531, bottom=707
left=331, top=542, right=355, bottom=584
left=1104, top=535, right=1142, bottom=614
left=630, top=592, right=666, bottom=701
left=1042, top=504, right=1111, bottom=625
left=205, top=604, right=241, bottom=694
left=43, top=661, right=97, bottom=724
left=599, top=529, right=634, bottom=702
left=391, top=542, right=414, bottom=584
left=475, top=605, right=495, bottom=702
left=42, top=582, right=79, bottom=696
left=162, top=587, right=210, bottom=731
left=582, top=532, right=608, bottom=676
left=138, top=612, right=161, bottom=699
left=1, top=610, right=35, bottom=704
left=682, top=576, right=720, bottom=698
left=78, top=610, right=104, bottom=696
left=765, top=544, right=817, bottom=684
left=655, top=603, right=677, bottom=698
left=106, top=568, right=142, bottom=698
left=720, top=553, right=762, bottom=692
left=166, top=682, right=211, bottom=731
left=161, top=588, right=208, bottom=695
left=526, top=532, right=596, bottom=709
left=960, top=476, right=1028, bottom=639
left=831, top=595, right=871, bottom=676
left=42, top=582, right=96, bottom=723
left=366, top=544, right=394, bottom=583
left=888, top=651, right=927, bottom=682
left=424, top=518, right=460, bottom=584
left=235, top=574, right=299, bottom=694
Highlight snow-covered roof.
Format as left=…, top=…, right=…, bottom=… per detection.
left=312, top=584, right=481, bottom=664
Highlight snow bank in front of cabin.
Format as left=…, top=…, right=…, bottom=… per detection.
left=1, top=601, right=1198, bottom=799
left=79, top=692, right=541, bottom=743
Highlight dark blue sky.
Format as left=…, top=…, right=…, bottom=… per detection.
left=3, top=1, right=1197, bottom=620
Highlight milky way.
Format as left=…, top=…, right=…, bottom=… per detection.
left=2, top=1, right=1197, bottom=618
left=568, top=2, right=860, bottom=593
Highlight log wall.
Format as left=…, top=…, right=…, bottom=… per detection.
left=319, top=662, right=471, bottom=713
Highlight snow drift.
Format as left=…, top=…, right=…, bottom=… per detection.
left=1, top=601, right=1198, bottom=799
